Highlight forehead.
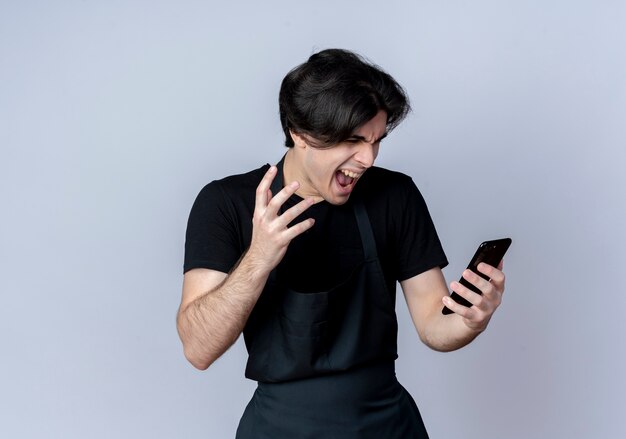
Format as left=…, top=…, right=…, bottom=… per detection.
left=350, top=110, right=388, bottom=141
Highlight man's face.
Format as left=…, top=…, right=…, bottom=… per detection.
left=290, top=110, right=388, bottom=205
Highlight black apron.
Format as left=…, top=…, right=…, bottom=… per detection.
left=236, top=159, right=429, bottom=438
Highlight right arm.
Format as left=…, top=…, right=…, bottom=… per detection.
left=176, top=166, right=315, bottom=370
left=176, top=256, right=270, bottom=370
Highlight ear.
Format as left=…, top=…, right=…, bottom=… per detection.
left=289, top=130, right=308, bottom=149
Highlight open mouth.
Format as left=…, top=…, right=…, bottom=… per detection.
left=334, top=169, right=360, bottom=192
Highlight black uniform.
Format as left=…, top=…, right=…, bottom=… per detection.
left=184, top=157, right=448, bottom=438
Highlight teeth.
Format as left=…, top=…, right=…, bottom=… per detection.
left=340, top=169, right=359, bottom=179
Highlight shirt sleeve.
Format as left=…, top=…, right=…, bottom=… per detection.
left=394, top=176, right=448, bottom=281
left=183, top=181, right=243, bottom=274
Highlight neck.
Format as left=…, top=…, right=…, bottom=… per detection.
left=283, top=148, right=323, bottom=203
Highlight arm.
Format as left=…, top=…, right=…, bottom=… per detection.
left=400, top=262, right=506, bottom=352
left=176, top=166, right=316, bottom=370
left=176, top=259, right=267, bottom=371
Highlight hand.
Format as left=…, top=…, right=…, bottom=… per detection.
left=247, top=166, right=316, bottom=272
left=442, top=261, right=506, bottom=332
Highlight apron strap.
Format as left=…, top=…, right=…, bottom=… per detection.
left=352, top=196, right=378, bottom=261
left=270, top=156, right=285, bottom=196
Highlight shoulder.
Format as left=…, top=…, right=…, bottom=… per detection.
left=188, top=164, right=270, bottom=228
left=356, top=166, right=420, bottom=203
left=359, top=166, right=413, bottom=186
left=185, top=165, right=269, bottom=274
left=195, top=164, right=270, bottom=205
left=219, top=164, right=270, bottom=190
left=355, top=166, right=433, bottom=229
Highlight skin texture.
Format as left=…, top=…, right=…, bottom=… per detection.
left=176, top=111, right=507, bottom=369
left=284, top=110, right=387, bottom=205
left=177, top=169, right=316, bottom=369
left=400, top=261, right=505, bottom=352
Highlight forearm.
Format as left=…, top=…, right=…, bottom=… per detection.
left=402, top=265, right=504, bottom=353
left=177, top=166, right=317, bottom=369
left=177, top=252, right=270, bottom=370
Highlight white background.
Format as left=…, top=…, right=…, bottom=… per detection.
left=1, top=1, right=625, bottom=437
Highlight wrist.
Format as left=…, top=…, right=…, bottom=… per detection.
left=239, top=247, right=274, bottom=279
left=463, top=317, right=489, bottom=334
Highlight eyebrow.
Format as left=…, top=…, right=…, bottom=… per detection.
left=347, top=132, right=388, bottom=144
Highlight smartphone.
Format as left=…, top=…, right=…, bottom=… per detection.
left=442, top=238, right=512, bottom=315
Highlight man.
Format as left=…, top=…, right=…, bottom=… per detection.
left=177, top=49, right=506, bottom=438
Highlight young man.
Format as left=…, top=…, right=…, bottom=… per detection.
left=177, top=49, right=506, bottom=438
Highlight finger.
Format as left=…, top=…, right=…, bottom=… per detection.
left=282, top=218, right=316, bottom=241
left=442, top=295, right=474, bottom=319
left=446, top=299, right=490, bottom=331
left=461, top=270, right=501, bottom=307
left=265, top=181, right=300, bottom=217
left=461, top=269, right=492, bottom=297
left=476, top=262, right=498, bottom=279
left=276, top=197, right=316, bottom=228
left=477, top=262, right=506, bottom=290
left=255, top=166, right=277, bottom=209
left=450, top=280, right=484, bottom=310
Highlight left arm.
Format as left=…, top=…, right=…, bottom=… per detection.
left=400, top=262, right=505, bottom=352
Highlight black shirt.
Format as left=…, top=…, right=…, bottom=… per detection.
left=184, top=162, right=448, bottom=296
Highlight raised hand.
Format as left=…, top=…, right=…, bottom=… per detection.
left=246, top=165, right=316, bottom=272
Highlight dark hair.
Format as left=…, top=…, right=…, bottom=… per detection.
left=279, top=48, right=411, bottom=148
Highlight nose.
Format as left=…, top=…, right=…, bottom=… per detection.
left=354, top=142, right=378, bottom=168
